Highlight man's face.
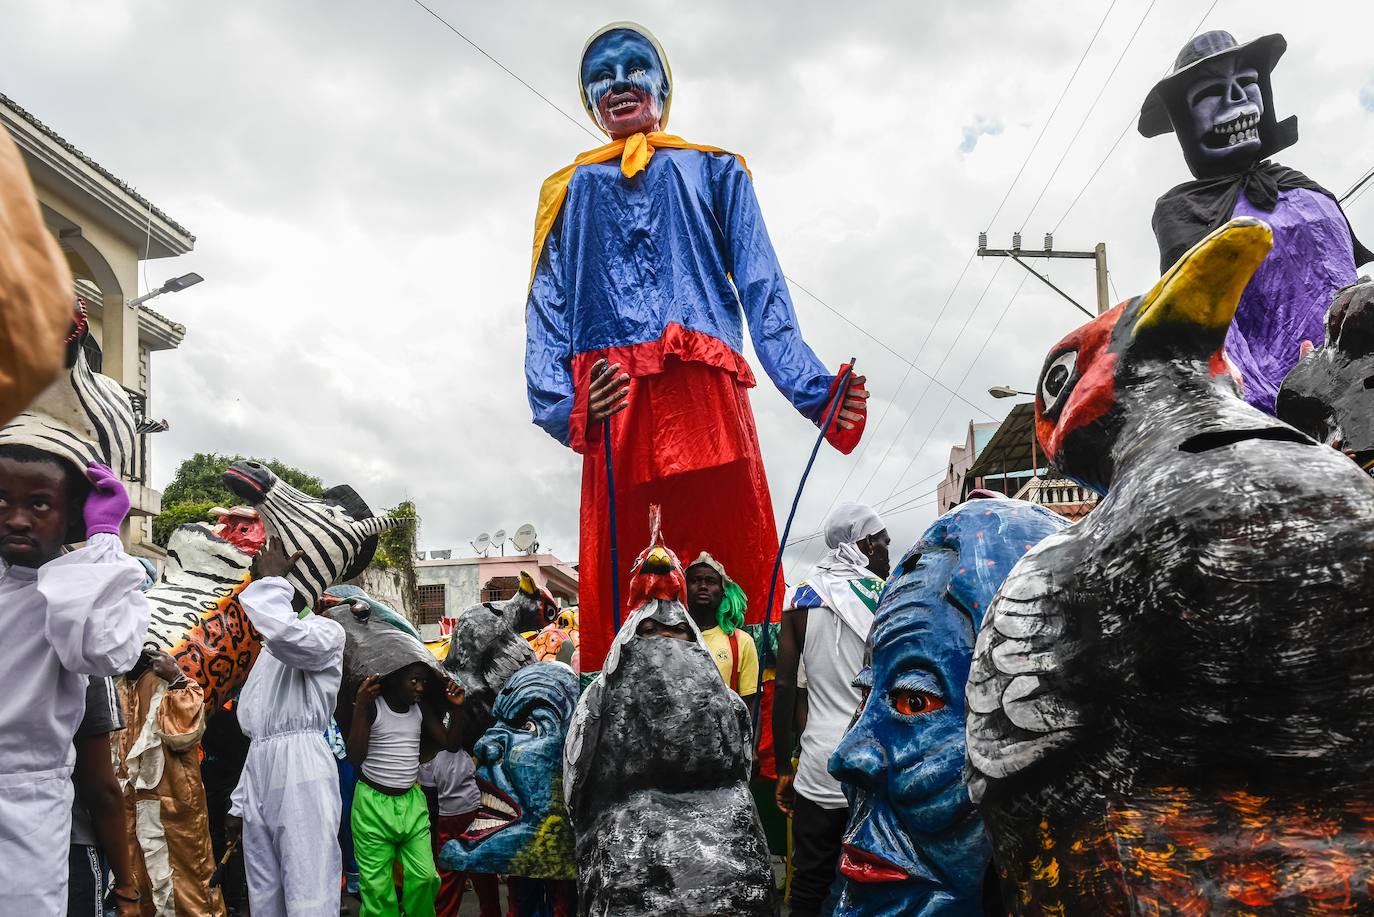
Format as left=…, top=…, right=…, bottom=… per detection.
left=0, top=456, right=75, bottom=568
left=859, top=529, right=893, bottom=580
left=635, top=616, right=692, bottom=641
left=580, top=30, right=667, bottom=139
left=1185, top=57, right=1263, bottom=167
left=685, top=565, right=724, bottom=616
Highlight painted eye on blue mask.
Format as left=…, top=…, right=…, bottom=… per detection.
left=888, top=672, right=946, bottom=719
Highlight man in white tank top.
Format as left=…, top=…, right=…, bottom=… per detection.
left=771, top=503, right=890, bottom=917
left=346, top=662, right=463, bottom=917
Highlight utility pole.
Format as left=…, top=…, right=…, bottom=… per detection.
left=977, top=233, right=1111, bottom=317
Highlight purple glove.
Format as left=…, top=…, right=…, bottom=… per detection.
left=84, top=463, right=130, bottom=537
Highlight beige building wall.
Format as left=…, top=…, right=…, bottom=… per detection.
left=2, top=94, right=195, bottom=562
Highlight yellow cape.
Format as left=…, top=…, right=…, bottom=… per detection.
left=528, top=132, right=751, bottom=290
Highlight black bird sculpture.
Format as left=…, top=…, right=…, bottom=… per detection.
left=967, top=218, right=1374, bottom=912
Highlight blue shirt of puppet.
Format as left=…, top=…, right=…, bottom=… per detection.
left=438, top=661, right=579, bottom=880
left=829, top=498, right=1069, bottom=916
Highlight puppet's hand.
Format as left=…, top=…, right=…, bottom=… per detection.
left=83, top=463, right=130, bottom=536
left=838, top=373, right=869, bottom=430
left=444, top=679, right=465, bottom=707
left=587, top=359, right=630, bottom=423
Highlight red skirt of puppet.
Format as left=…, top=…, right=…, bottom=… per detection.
left=573, top=351, right=783, bottom=675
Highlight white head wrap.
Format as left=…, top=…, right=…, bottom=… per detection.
left=805, top=502, right=887, bottom=642
left=823, top=502, right=886, bottom=550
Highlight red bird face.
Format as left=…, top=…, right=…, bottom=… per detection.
left=1035, top=218, right=1273, bottom=492
left=626, top=505, right=687, bottom=609
left=1036, top=300, right=1127, bottom=472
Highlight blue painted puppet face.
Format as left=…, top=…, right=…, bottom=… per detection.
left=438, top=662, right=578, bottom=880
left=829, top=498, right=1069, bottom=916
left=580, top=29, right=668, bottom=139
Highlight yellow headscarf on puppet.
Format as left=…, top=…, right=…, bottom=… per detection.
left=528, top=22, right=750, bottom=289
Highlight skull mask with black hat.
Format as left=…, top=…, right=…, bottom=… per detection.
left=1142, top=30, right=1370, bottom=416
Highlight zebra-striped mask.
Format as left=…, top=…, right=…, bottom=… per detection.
left=0, top=307, right=137, bottom=482
left=223, top=459, right=401, bottom=603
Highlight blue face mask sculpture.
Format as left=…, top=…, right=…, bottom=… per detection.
left=439, top=661, right=579, bottom=880
left=580, top=27, right=669, bottom=138
left=829, top=497, right=1069, bottom=915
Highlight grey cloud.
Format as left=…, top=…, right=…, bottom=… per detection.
left=3, top=0, right=1369, bottom=577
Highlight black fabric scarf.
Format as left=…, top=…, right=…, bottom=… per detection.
left=1152, top=160, right=1373, bottom=274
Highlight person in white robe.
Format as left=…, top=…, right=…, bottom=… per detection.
left=228, top=537, right=346, bottom=917
left=0, top=452, right=149, bottom=917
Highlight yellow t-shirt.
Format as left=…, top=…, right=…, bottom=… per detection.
left=699, top=625, right=759, bottom=698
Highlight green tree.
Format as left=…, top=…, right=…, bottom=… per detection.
left=153, top=452, right=325, bottom=546
left=371, top=499, right=420, bottom=612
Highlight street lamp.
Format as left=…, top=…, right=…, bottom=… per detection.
left=127, top=272, right=204, bottom=309
left=987, top=385, right=1042, bottom=480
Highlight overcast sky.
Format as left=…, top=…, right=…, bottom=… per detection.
left=3, top=0, right=1370, bottom=576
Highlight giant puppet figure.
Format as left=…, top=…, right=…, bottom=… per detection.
left=967, top=219, right=1374, bottom=911
left=524, top=22, right=869, bottom=668
left=563, top=509, right=775, bottom=915
left=829, top=495, right=1068, bottom=916
left=1140, top=30, right=1370, bottom=414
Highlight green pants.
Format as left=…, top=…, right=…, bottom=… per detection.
left=351, top=782, right=439, bottom=917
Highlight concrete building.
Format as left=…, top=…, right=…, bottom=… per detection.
left=942, top=402, right=1098, bottom=519
left=1, top=94, right=195, bottom=562
left=937, top=419, right=1000, bottom=513
left=414, top=552, right=578, bottom=641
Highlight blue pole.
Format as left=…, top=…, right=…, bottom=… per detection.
left=604, top=416, right=622, bottom=635
left=750, top=360, right=855, bottom=730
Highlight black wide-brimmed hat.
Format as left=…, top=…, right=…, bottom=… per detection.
left=1138, top=30, right=1287, bottom=138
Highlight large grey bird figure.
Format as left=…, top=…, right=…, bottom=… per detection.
left=967, top=219, right=1374, bottom=913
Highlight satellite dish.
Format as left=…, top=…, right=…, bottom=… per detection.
left=492, top=529, right=507, bottom=555
left=512, top=523, right=539, bottom=555
left=471, top=533, right=490, bottom=556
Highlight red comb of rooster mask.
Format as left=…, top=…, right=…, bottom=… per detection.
left=626, top=505, right=686, bottom=609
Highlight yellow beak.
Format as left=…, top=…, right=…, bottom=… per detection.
left=645, top=545, right=673, bottom=570
left=1134, top=217, right=1273, bottom=339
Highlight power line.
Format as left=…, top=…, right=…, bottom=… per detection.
left=1340, top=165, right=1374, bottom=204
left=864, top=260, right=1011, bottom=501
left=783, top=274, right=994, bottom=420
left=801, top=2, right=1127, bottom=542
left=408, top=0, right=601, bottom=142
left=800, top=253, right=978, bottom=536
left=1017, top=0, right=1159, bottom=230
left=983, top=0, right=1120, bottom=231
left=1052, top=0, right=1223, bottom=234
left=883, top=272, right=1034, bottom=502
left=883, top=0, right=1225, bottom=520
left=1051, top=114, right=1135, bottom=232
